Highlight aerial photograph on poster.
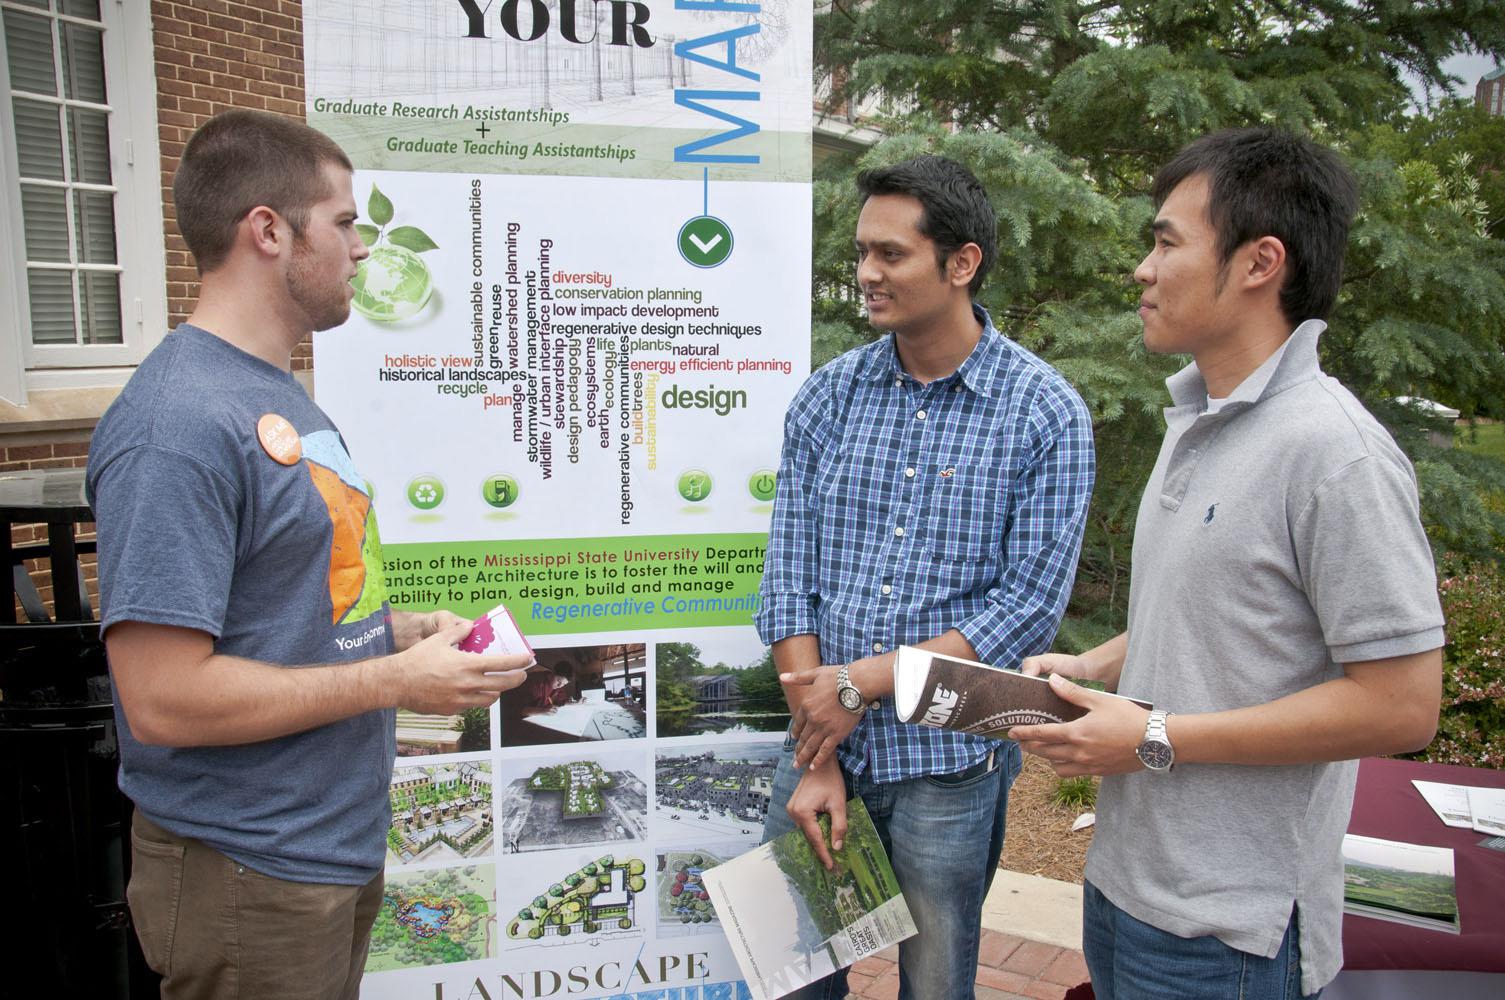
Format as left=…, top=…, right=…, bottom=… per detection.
left=654, top=740, right=780, bottom=845
left=386, top=758, right=494, bottom=865
left=365, top=864, right=497, bottom=972
left=494, top=746, right=649, bottom=853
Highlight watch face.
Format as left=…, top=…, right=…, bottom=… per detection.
left=1137, top=741, right=1174, bottom=771
left=838, top=687, right=865, bottom=712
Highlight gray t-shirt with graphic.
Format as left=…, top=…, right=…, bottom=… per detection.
left=1085, top=321, right=1445, bottom=995
left=89, top=324, right=395, bottom=884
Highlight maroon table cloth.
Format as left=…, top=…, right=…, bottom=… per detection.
left=1342, top=756, right=1505, bottom=973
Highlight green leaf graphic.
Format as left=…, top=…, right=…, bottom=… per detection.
left=355, top=223, right=380, bottom=246
left=387, top=226, right=439, bottom=252
left=368, top=184, right=394, bottom=226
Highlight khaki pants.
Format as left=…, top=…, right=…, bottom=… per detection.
left=127, top=811, right=384, bottom=1000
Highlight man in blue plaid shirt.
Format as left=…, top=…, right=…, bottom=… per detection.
left=756, top=155, right=1096, bottom=999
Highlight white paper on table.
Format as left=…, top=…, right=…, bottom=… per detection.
left=1465, top=786, right=1505, bottom=836
left=1411, top=780, right=1476, bottom=828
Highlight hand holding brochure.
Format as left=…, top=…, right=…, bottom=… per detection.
left=893, top=646, right=1151, bottom=737
left=458, top=602, right=535, bottom=667
left=701, top=798, right=916, bottom=1000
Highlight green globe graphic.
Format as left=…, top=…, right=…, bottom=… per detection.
left=351, top=245, right=434, bottom=322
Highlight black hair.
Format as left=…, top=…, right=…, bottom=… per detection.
left=856, top=155, right=997, bottom=296
left=1151, top=128, right=1359, bottom=321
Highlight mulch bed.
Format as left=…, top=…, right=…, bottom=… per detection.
left=1000, top=753, right=1096, bottom=883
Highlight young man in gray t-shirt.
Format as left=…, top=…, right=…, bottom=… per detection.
left=89, top=110, right=531, bottom=999
left=1010, top=129, right=1444, bottom=999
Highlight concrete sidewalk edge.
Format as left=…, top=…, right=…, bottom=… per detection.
left=982, top=871, right=1084, bottom=951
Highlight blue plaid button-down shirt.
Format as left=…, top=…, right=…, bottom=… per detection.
left=756, top=305, right=1096, bottom=783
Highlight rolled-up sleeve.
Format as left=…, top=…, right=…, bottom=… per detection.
left=957, top=381, right=1096, bottom=667
left=755, top=377, right=827, bottom=646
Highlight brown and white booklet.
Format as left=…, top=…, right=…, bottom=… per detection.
left=893, top=646, right=1151, bottom=736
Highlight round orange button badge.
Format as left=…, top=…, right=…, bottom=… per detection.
left=257, top=413, right=302, bottom=465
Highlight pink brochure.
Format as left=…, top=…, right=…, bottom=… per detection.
left=458, top=603, right=536, bottom=666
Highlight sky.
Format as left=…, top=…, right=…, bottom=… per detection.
left=684, top=627, right=768, bottom=670
left=1409, top=50, right=1503, bottom=107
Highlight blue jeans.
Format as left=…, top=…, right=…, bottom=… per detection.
left=762, top=738, right=1022, bottom=1000
left=1083, top=880, right=1320, bottom=1000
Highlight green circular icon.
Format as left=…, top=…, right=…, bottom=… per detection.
left=677, top=215, right=734, bottom=268
left=351, top=245, right=435, bottom=322
left=748, top=469, right=777, bottom=502
left=407, top=475, right=445, bottom=510
left=481, top=473, right=519, bottom=509
left=677, top=470, right=713, bottom=503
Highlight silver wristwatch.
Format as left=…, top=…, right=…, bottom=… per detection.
left=1135, top=710, right=1174, bottom=772
left=836, top=663, right=868, bottom=715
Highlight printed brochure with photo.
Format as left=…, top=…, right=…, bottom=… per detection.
left=701, top=798, right=916, bottom=1000
left=893, top=646, right=1151, bottom=737
left=1341, top=834, right=1460, bottom=935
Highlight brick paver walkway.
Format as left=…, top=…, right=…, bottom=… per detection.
left=846, top=930, right=1091, bottom=1000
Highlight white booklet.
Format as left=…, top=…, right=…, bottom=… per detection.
left=1466, top=786, right=1505, bottom=837
left=1341, top=834, right=1460, bottom=934
left=701, top=798, right=916, bottom=1000
left=1411, top=780, right=1475, bottom=829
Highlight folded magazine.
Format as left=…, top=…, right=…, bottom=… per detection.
left=701, top=798, right=916, bottom=1000
left=893, top=646, right=1151, bottom=736
left=1341, top=834, right=1460, bottom=934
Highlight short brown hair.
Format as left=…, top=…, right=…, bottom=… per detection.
left=173, top=110, right=353, bottom=273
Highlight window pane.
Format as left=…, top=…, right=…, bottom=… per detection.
left=67, top=106, right=110, bottom=183
left=25, top=269, right=77, bottom=345
left=60, top=22, right=106, bottom=103
left=74, top=189, right=116, bottom=263
left=20, top=184, right=70, bottom=262
left=3, top=10, right=56, bottom=95
left=12, top=98, right=65, bottom=179
left=80, top=271, right=121, bottom=345
left=61, top=1, right=103, bottom=20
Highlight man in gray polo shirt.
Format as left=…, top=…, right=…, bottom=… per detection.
left=1010, top=128, right=1444, bottom=999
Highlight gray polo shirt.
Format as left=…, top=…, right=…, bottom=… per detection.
left=1084, top=320, right=1444, bottom=994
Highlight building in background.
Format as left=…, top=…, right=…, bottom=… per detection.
left=1478, top=66, right=1505, bottom=116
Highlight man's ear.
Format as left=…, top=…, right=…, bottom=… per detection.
left=242, top=205, right=285, bottom=260
left=1240, top=235, right=1287, bottom=293
left=947, top=242, right=983, bottom=290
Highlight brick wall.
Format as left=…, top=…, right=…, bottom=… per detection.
left=151, top=0, right=314, bottom=370
left=5, top=3, right=315, bottom=621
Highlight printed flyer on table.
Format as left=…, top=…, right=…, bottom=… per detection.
left=306, top=1, right=811, bottom=998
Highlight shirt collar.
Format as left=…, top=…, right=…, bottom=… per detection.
left=857, top=303, right=1010, bottom=396
left=1166, top=318, right=1327, bottom=411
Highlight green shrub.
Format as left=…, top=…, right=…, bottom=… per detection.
left=1052, top=776, right=1097, bottom=810
left=1404, top=558, right=1505, bottom=769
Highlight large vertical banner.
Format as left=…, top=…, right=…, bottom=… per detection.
left=305, top=2, right=810, bottom=997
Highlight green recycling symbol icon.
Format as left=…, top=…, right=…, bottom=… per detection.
left=677, top=215, right=734, bottom=268
left=407, top=475, right=445, bottom=510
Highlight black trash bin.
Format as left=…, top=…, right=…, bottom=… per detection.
left=0, top=622, right=157, bottom=999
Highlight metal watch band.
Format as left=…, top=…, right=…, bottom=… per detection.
left=836, top=663, right=867, bottom=715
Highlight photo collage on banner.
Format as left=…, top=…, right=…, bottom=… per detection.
left=305, top=2, right=812, bottom=997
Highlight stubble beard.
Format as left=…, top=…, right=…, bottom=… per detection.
left=287, top=237, right=352, bottom=333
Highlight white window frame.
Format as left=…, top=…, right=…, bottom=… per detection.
left=0, top=0, right=167, bottom=405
